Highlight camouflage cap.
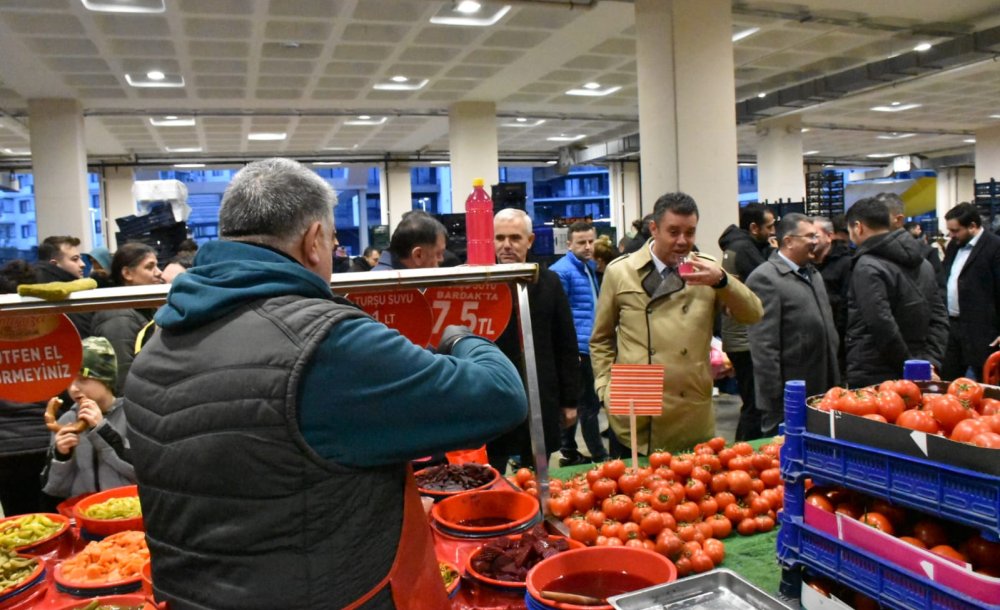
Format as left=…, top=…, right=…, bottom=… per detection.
left=80, top=336, right=118, bottom=389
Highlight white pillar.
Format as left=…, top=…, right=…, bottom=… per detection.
left=28, top=99, right=92, bottom=249
left=635, top=0, right=739, bottom=258
left=101, top=166, right=135, bottom=250
left=756, top=115, right=805, bottom=203
left=449, top=102, right=498, bottom=212
left=935, top=167, right=976, bottom=232
left=380, top=163, right=412, bottom=237
left=975, top=124, right=1000, bottom=183
left=608, top=161, right=642, bottom=244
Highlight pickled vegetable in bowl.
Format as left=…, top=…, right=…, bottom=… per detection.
left=84, top=497, right=141, bottom=520
left=57, top=530, right=149, bottom=587
left=0, top=513, right=68, bottom=550
left=0, top=548, right=41, bottom=595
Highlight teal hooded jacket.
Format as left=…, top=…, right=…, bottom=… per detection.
left=153, top=240, right=528, bottom=468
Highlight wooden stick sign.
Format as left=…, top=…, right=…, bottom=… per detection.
left=608, top=364, right=665, bottom=467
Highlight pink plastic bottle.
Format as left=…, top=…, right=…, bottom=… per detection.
left=465, top=178, right=495, bottom=265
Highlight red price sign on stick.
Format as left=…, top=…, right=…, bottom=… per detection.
left=347, top=288, right=433, bottom=347
left=0, top=314, right=83, bottom=402
left=608, top=364, right=665, bottom=467
left=425, top=283, right=512, bottom=346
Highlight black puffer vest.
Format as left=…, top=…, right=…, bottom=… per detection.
left=125, top=295, right=405, bottom=610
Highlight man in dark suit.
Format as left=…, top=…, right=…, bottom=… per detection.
left=941, top=202, right=1000, bottom=380
left=747, top=214, right=839, bottom=436
left=489, top=208, right=580, bottom=471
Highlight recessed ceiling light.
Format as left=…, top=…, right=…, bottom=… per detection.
left=991, top=114, right=1000, bottom=119
left=1, top=148, right=30, bottom=155
left=757, top=92, right=766, bottom=98
left=312, top=161, right=342, bottom=166
left=281, top=41, right=301, bottom=49
left=501, top=118, right=545, bottom=128
left=566, top=85, right=621, bottom=97
left=373, top=78, right=428, bottom=91
left=876, top=133, right=916, bottom=140
left=547, top=134, right=585, bottom=142
left=455, top=0, right=481, bottom=14
left=247, top=132, right=287, bottom=141
left=164, top=146, right=202, bottom=153
left=803, top=150, right=820, bottom=155
left=801, top=128, right=810, bottom=133
left=583, top=82, right=601, bottom=90
left=344, top=116, right=387, bottom=126
left=80, top=0, right=165, bottom=13
left=430, top=3, right=511, bottom=26
left=964, top=138, right=976, bottom=143
left=125, top=73, right=184, bottom=88
left=867, top=153, right=897, bottom=158
left=173, top=163, right=204, bottom=169
left=732, top=27, right=759, bottom=42
left=390, top=75, right=408, bottom=83
left=430, top=160, right=450, bottom=165
left=149, top=116, right=196, bottom=127
left=914, top=42, right=932, bottom=52
left=871, top=103, right=920, bottom=112
left=545, top=160, right=557, bottom=165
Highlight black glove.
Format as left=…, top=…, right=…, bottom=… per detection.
left=437, top=325, right=476, bottom=355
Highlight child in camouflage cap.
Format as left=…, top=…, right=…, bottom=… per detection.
left=41, top=336, right=137, bottom=498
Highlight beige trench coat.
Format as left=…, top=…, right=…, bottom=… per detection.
left=590, top=243, right=763, bottom=454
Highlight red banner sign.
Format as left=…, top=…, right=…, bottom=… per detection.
left=424, top=283, right=512, bottom=346
left=0, top=314, right=82, bottom=402
left=347, top=288, right=434, bottom=347
left=608, top=364, right=665, bottom=415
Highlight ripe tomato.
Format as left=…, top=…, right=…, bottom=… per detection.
left=673, top=501, right=701, bottom=524
left=584, top=509, right=606, bottom=528
left=869, top=499, right=907, bottom=530
left=603, top=459, right=626, bottom=480
left=860, top=512, right=894, bottom=535
left=590, top=477, right=618, bottom=500
left=685, top=478, right=707, bottom=501
left=950, top=418, right=992, bottom=442
left=640, top=510, right=664, bottom=536
left=926, top=393, right=974, bottom=433
left=621, top=521, right=642, bottom=541
left=723, top=503, right=746, bottom=524
left=736, top=517, right=757, bottom=536
left=930, top=545, right=967, bottom=563
left=754, top=515, right=775, bottom=532
left=571, top=488, right=595, bottom=512
left=875, top=390, right=906, bottom=423
left=674, top=555, right=692, bottom=577
left=650, top=488, right=678, bottom=513
left=759, top=468, right=782, bottom=489
left=649, top=450, right=672, bottom=469
left=709, top=514, right=732, bottom=539
left=882, top=379, right=922, bottom=409
left=981, top=398, right=1000, bottom=416
left=659, top=511, right=677, bottom=532
left=731, top=442, right=754, bottom=456
left=717, top=447, right=737, bottom=468
left=693, top=454, right=722, bottom=473
left=631, top=503, right=654, bottom=524
left=834, top=502, right=863, bottom=519
left=690, top=550, right=715, bottom=573
left=568, top=519, right=598, bottom=545
left=698, top=496, right=719, bottom=518
left=820, top=387, right=851, bottom=412
left=632, top=487, right=654, bottom=506
left=624, top=538, right=645, bottom=549
left=689, top=466, right=713, bottom=484
left=585, top=465, right=604, bottom=486
left=669, top=454, right=694, bottom=478
left=948, top=377, right=984, bottom=410
left=617, top=470, right=644, bottom=497
left=750, top=453, right=772, bottom=472
left=896, top=408, right=940, bottom=434
left=696, top=520, right=714, bottom=540
left=601, top=520, right=623, bottom=539
left=898, top=536, right=927, bottom=549
left=964, top=535, right=1000, bottom=570
left=703, top=538, right=726, bottom=565
left=912, top=519, right=949, bottom=548
left=654, top=530, right=683, bottom=559
left=863, top=414, right=888, bottom=423
left=971, top=431, right=1000, bottom=448
left=601, top=494, right=634, bottom=521
left=707, top=436, right=726, bottom=453
left=750, top=496, right=771, bottom=516
left=710, top=473, right=729, bottom=494
left=727, top=470, right=753, bottom=496
left=849, top=388, right=879, bottom=417
left=514, top=467, right=534, bottom=487
left=548, top=491, right=574, bottom=518
left=714, top=491, right=737, bottom=509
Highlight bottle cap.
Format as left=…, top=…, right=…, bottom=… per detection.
left=472, top=178, right=484, bottom=187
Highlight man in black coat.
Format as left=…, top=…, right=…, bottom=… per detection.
left=490, top=208, right=579, bottom=471
left=349, top=246, right=380, bottom=272
left=34, top=235, right=93, bottom=337
left=876, top=192, right=943, bottom=277
left=718, top=203, right=774, bottom=440
left=845, top=198, right=949, bottom=387
left=940, top=202, right=1000, bottom=380
left=816, top=215, right=852, bottom=376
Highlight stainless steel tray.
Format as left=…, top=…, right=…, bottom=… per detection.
left=608, top=569, right=792, bottom=610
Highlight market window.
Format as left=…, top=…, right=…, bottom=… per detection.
left=19, top=200, right=33, bottom=214
left=20, top=223, right=36, bottom=238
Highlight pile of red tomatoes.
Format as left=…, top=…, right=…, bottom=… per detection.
left=816, top=378, right=1000, bottom=448
left=509, top=437, right=784, bottom=577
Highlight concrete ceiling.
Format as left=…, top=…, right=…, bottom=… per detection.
left=0, top=0, right=997, bottom=165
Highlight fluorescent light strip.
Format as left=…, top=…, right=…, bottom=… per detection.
left=149, top=117, right=196, bottom=127
left=964, top=139, right=976, bottom=143
left=501, top=119, right=546, bottom=128
left=732, top=27, right=759, bottom=42
left=914, top=42, right=932, bottom=52
left=125, top=73, right=184, bottom=88
left=803, top=150, right=820, bottom=155
left=871, top=103, right=920, bottom=112
left=81, top=0, right=165, bottom=13
left=313, top=162, right=342, bottom=166
left=876, top=133, right=915, bottom=140
left=372, top=79, right=429, bottom=91
left=1, top=148, right=30, bottom=155
left=344, top=117, right=387, bottom=126
left=173, top=163, right=204, bottom=168
left=164, top=146, right=203, bottom=153
left=322, top=146, right=355, bottom=151
left=566, top=85, right=621, bottom=97
left=866, top=153, right=897, bottom=158
left=247, top=132, right=287, bottom=141
left=430, top=160, right=450, bottom=165
left=429, top=5, right=511, bottom=26
left=547, top=135, right=585, bottom=142
left=991, top=114, right=1000, bottom=119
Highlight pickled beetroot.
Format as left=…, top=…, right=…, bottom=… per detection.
left=415, top=463, right=494, bottom=492
left=470, top=525, right=570, bottom=582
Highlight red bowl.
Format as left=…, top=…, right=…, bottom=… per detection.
left=73, top=485, right=143, bottom=538
left=431, top=489, right=539, bottom=536
left=466, top=534, right=585, bottom=591
left=0, top=513, right=70, bottom=554
left=0, top=554, right=45, bottom=605
left=53, top=594, right=148, bottom=610
left=140, top=560, right=153, bottom=597
left=416, top=464, right=501, bottom=500
left=55, top=531, right=148, bottom=597
left=525, top=546, right=676, bottom=610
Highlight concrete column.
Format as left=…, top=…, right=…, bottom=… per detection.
left=380, top=163, right=412, bottom=237
left=935, top=167, right=976, bottom=232
left=449, top=102, right=498, bottom=212
left=608, top=161, right=642, bottom=245
left=28, top=99, right=92, bottom=249
left=635, top=0, right=738, bottom=258
left=101, top=166, right=135, bottom=250
left=975, top=123, right=1000, bottom=183
left=756, top=115, right=805, bottom=203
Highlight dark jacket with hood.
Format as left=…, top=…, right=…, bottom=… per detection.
left=718, top=225, right=772, bottom=352
left=846, top=229, right=949, bottom=386
left=33, top=262, right=93, bottom=338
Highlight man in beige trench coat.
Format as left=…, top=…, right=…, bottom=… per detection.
left=590, top=193, right=763, bottom=454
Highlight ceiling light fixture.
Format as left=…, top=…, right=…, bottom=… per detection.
left=1, top=148, right=30, bottom=155
left=247, top=132, right=287, bottom=141
left=373, top=78, right=429, bottom=91
left=964, top=138, right=976, bottom=143
left=126, top=73, right=184, bottom=88
left=991, top=114, right=1000, bottom=119
left=914, top=42, right=932, bottom=52
left=313, top=161, right=342, bottom=166
left=173, top=163, right=205, bottom=168
left=757, top=92, right=766, bottom=98
left=803, top=150, right=820, bottom=155
left=164, top=146, right=203, bottom=153
left=732, top=27, right=760, bottom=42
left=390, top=75, right=408, bottom=83
left=430, top=3, right=511, bottom=26
left=501, top=118, right=545, bottom=127
left=866, top=153, right=897, bottom=158
left=547, top=134, right=585, bottom=142
left=801, top=128, right=810, bottom=133
left=583, top=82, right=601, bottom=90
left=876, top=133, right=916, bottom=140
left=430, top=160, right=451, bottom=165
left=566, top=85, right=621, bottom=97
left=545, top=160, right=557, bottom=165
left=344, top=116, right=387, bottom=126
left=871, top=103, right=921, bottom=112
left=80, top=0, right=165, bottom=13
left=149, top=116, right=196, bottom=127
left=455, top=0, right=481, bottom=13
left=322, top=146, right=354, bottom=151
